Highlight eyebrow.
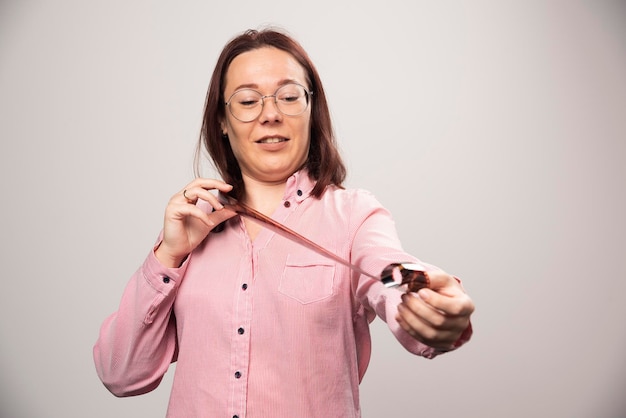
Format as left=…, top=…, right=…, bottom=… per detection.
left=230, top=78, right=301, bottom=92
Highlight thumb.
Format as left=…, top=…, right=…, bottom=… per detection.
left=208, top=206, right=238, bottom=228
left=423, top=270, right=463, bottom=297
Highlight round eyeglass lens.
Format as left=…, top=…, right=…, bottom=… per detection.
left=227, top=83, right=310, bottom=122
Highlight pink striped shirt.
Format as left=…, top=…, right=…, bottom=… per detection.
left=94, top=170, right=470, bottom=417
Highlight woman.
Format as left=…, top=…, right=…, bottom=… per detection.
left=94, top=28, right=474, bottom=418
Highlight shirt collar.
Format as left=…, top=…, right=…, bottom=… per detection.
left=284, top=168, right=315, bottom=203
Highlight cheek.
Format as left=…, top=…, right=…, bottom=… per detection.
left=298, top=113, right=312, bottom=139
left=303, top=120, right=313, bottom=149
left=228, top=136, right=245, bottom=160
left=225, top=122, right=249, bottom=151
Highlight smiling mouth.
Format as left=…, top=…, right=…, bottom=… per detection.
left=256, top=137, right=288, bottom=144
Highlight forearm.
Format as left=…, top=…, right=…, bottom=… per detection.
left=93, top=248, right=184, bottom=396
left=349, top=193, right=473, bottom=358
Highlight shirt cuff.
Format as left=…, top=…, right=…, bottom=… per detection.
left=141, top=244, right=190, bottom=293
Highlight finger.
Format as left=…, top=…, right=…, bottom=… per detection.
left=207, top=205, right=238, bottom=226
left=179, top=180, right=233, bottom=208
left=183, top=188, right=196, bottom=204
left=400, top=292, right=472, bottom=331
left=173, top=203, right=236, bottom=230
left=416, top=287, right=475, bottom=317
left=397, top=294, right=471, bottom=343
left=400, top=293, right=448, bottom=328
left=396, top=303, right=459, bottom=346
left=423, top=271, right=463, bottom=294
left=201, top=189, right=229, bottom=211
left=183, top=178, right=233, bottom=195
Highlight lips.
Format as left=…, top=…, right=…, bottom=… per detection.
left=256, top=136, right=288, bottom=144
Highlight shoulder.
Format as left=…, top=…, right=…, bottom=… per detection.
left=323, top=185, right=378, bottom=203
left=317, top=186, right=389, bottom=219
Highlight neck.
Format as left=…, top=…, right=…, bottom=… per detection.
left=241, top=175, right=288, bottom=216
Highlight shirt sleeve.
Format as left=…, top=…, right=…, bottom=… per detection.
left=348, top=190, right=472, bottom=359
left=93, top=241, right=187, bottom=396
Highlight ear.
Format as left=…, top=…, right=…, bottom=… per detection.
left=219, top=119, right=228, bottom=137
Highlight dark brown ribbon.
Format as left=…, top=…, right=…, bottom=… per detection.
left=223, top=197, right=429, bottom=292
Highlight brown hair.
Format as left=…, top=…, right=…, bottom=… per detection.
left=195, top=28, right=346, bottom=199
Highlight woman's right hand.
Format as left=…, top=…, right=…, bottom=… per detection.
left=154, top=178, right=238, bottom=268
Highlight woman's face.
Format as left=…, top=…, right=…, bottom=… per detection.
left=221, top=47, right=311, bottom=187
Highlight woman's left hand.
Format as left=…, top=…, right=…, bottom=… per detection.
left=396, top=271, right=474, bottom=350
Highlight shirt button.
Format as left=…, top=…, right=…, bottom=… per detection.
left=242, top=283, right=248, bottom=290
left=235, top=371, right=241, bottom=379
left=283, top=200, right=291, bottom=208
left=297, top=189, right=303, bottom=196
left=238, top=327, right=245, bottom=335
left=162, top=276, right=170, bottom=284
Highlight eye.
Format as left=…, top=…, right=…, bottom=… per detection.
left=239, top=98, right=260, bottom=107
left=231, top=90, right=261, bottom=107
left=277, top=85, right=304, bottom=103
left=279, top=95, right=299, bottom=103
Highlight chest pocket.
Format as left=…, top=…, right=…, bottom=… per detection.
left=279, top=253, right=335, bottom=304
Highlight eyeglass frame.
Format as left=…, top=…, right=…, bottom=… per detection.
left=224, top=82, right=313, bottom=123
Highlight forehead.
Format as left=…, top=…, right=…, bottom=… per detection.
left=224, top=47, right=307, bottom=93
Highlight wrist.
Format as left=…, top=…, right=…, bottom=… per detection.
left=154, top=242, right=187, bottom=268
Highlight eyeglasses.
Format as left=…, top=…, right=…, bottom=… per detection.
left=224, top=83, right=312, bottom=123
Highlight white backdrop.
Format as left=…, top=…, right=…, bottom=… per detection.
left=1, top=1, right=625, bottom=417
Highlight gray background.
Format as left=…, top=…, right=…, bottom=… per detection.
left=1, top=1, right=625, bottom=417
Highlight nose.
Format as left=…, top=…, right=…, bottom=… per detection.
left=258, top=95, right=282, bottom=123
